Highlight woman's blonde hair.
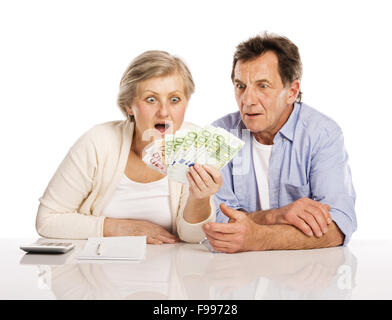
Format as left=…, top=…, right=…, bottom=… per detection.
left=117, top=50, right=195, bottom=120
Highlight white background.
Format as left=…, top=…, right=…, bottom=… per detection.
left=1, top=0, right=391, bottom=240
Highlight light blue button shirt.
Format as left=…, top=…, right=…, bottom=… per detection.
left=212, top=102, right=357, bottom=246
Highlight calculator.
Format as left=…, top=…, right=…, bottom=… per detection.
left=20, top=241, right=76, bottom=254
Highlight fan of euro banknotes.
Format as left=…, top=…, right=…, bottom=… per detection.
left=142, top=125, right=245, bottom=184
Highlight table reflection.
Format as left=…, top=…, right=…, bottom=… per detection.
left=176, top=245, right=357, bottom=299
left=20, top=243, right=357, bottom=300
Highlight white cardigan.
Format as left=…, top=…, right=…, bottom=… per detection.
left=36, top=119, right=216, bottom=243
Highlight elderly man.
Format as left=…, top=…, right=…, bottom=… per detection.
left=203, top=33, right=356, bottom=253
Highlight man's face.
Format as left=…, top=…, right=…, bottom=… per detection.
left=233, top=51, right=296, bottom=139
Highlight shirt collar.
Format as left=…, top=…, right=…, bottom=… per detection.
left=235, top=102, right=301, bottom=142
left=278, top=102, right=301, bottom=142
left=235, top=113, right=247, bottom=133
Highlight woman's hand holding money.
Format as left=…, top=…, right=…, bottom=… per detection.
left=187, top=163, right=222, bottom=200
left=182, top=163, right=222, bottom=224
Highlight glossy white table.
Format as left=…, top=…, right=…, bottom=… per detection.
left=1, top=238, right=391, bottom=300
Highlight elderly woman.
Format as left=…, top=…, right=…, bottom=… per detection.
left=36, top=50, right=221, bottom=244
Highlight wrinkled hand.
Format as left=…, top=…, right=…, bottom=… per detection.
left=273, top=197, right=332, bottom=237
left=130, top=220, right=180, bottom=244
left=202, top=203, right=261, bottom=253
left=187, top=163, right=222, bottom=200
left=104, top=218, right=179, bottom=245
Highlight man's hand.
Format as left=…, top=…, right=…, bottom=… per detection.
left=202, top=203, right=262, bottom=253
left=271, top=197, right=332, bottom=238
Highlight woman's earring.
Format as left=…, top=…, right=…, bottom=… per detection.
left=128, top=113, right=135, bottom=122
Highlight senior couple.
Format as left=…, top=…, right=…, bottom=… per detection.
left=36, top=33, right=357, bottom=253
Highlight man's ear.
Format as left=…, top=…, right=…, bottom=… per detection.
left=287, top=80, right=301, bottom=104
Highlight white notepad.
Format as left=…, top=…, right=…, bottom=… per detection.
left=77, top=236, right=146, bottom=261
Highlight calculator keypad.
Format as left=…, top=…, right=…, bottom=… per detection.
left=41, top=242, right=72, bottom=247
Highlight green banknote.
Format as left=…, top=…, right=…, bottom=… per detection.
left=164, top=130, right=187, bottom=166
left=165, top=125, right=244, bottom=184
left=199, top=126, right=244, bottom=169
left=167, top=126, right=216, bottom=184
left=143, top=125, right=245, bottom=184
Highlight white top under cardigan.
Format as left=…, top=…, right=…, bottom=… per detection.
left=102, top=174, right=173, bottom=232
left=36, top=120, right=216, bottom=243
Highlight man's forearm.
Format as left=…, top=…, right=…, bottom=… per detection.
left=254, top=221, right=344, bottom=251
left=248, top=209, right=276, bottom=225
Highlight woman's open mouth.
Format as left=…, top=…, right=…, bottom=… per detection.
left=154, top=122, right=171, bottom=134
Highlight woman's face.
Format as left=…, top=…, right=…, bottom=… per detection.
left=126, top=73, right=188, bottom=140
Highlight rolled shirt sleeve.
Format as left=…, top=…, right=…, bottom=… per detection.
left=310, top=128, right=357, bottom=245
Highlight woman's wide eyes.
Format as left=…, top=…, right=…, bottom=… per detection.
left=145, top=96, right=181, bottom=103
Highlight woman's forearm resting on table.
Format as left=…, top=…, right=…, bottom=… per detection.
left=103, top=218, right=179, bottom=244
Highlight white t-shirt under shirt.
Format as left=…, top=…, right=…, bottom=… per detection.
left=102, top=174, right=172, bottom=232
left=252, top=136, right=273, bottom=210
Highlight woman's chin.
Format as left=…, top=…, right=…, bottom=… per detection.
left=154, top=128, right=166, bottom=136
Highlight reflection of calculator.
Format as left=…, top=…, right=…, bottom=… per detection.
left=20, top=242, right=75, bottom=254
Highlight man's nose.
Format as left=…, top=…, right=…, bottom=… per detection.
left=242, top=87, right=257, bottom=107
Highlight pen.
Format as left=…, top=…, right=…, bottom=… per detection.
left=96, top=242, right=102, bottom=256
